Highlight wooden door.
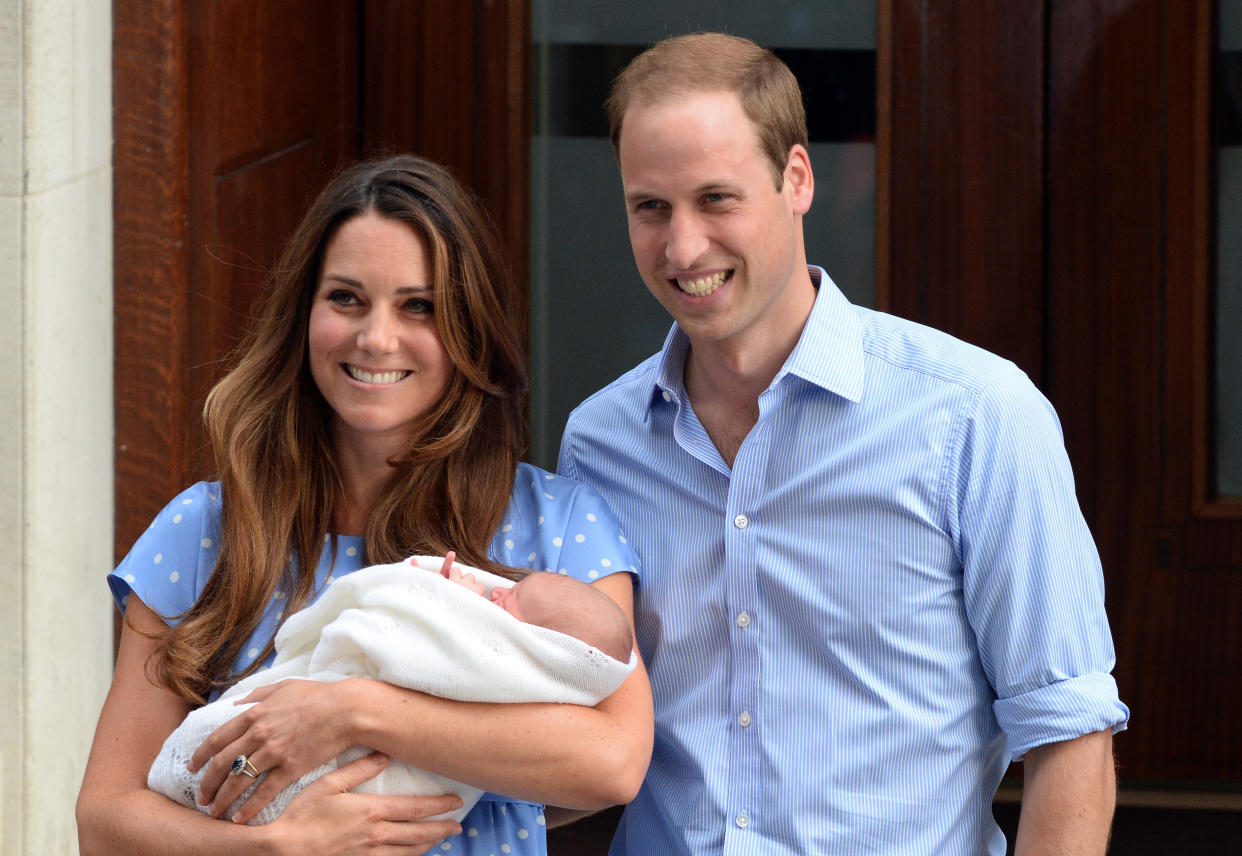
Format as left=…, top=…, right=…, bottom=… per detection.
left=1046, top=0, right=1242, bottom=783
left=882, top=0, right=1242, bottom=789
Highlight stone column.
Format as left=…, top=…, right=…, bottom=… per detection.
left=0, top=0, right=114, bottom=852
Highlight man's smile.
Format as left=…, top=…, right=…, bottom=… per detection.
left=674, top=270, right=731, bottom=296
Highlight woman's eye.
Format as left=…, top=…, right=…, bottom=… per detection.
left=404, top=298, right=434, bottom=314
left=326, top=289, right=358, bottom=306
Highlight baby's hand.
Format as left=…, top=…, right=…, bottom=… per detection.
left=436, top=551, right=487, bottom=596
left=434, top=551, right=457, bottom=579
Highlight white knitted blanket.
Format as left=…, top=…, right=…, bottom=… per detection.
left=147, top=556, right=636, bottom=824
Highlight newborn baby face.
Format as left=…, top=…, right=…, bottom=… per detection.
left=490, top=574, right=541, bottom=621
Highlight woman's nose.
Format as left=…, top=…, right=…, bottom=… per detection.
left=355, top=309, right=398, bottom=354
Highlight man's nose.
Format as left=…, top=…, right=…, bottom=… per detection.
left=664, top=209, right=709, bottom=270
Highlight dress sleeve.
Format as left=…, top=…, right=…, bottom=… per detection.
left=551, top=482, right=642, bottom=587
left=949, top=371, right=1129, bottom=760
left=109, top=482, right=224, bottom=625
left=498, top=466, right=641, bottom=587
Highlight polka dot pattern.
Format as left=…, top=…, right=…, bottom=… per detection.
left=107, top=466, right=640, bottom=855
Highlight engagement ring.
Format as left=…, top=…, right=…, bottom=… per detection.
left=230, top=754, right=260, bottom=778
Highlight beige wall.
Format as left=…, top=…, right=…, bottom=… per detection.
left=0, top=0, right=114, bottom=853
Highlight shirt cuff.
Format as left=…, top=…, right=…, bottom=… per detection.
left=994, top=672, right=1130, bottom=761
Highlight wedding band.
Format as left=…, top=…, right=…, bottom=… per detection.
left=230, top=754, right=260, bottom=778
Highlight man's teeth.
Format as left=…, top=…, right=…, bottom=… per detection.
left=676, top=271, right=727, bottom=296
left=346, top=366, right=410, bottom=384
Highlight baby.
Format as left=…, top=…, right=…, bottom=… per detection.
left=447, top=558, right=633, bottom=663
left=147, top=555, right=636, bottom=824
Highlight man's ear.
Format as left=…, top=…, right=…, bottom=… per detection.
left=784, top=144, right=814, bottom=215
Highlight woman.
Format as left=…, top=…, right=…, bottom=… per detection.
left=77, top=155, right=653, bottom=855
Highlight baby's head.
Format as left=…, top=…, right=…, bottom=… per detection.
left=491, top=573, right=633, bottom=663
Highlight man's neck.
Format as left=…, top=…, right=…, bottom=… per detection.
left=682, top=270, right=818, bottom=466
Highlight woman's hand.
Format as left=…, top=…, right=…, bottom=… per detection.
left=79, top=596, right=461, bottom=856
left=267, top=753, right=463, bottom=855
left=190, top=678, right=358, bottom=822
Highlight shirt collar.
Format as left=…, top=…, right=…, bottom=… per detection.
left=645, top=265, right=865, bottom=416
left=777, top=266, right=865, bottom=402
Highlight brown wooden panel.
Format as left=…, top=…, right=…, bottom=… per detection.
left=113, top=0, right=194, bottom=561
left=210, top=142, right=321, bottom=348
left=182, top=0, right=361, bottom=477
left=1046, top=0, right=1163, bottom=780
left=362, top=0, right=476, bottom=178
left=475, top=0, right=531, bottom=315
left=115, top=0, right=361, bottom=557
left=881, top=0, right=1045, bottom=380
left=1048, top=0, right=1242, bottom=782
left=362, top=0, right=531, bottom=358
left=1156, top=0, right=1242, bottom=778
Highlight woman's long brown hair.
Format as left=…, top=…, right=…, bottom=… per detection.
left=151, top=155, right=528, bottom=703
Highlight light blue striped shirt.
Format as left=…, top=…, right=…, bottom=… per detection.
left=558, top=268, right=1128, bottom=855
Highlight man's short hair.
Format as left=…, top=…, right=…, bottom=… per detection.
left=606, top=32, right=809, bottom=189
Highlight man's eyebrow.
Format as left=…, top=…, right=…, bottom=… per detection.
left=623, top=181, right=740, bottom=204
left=624, top=189, right=659, bottom=205
left=695, top=181, right=741, bottom=195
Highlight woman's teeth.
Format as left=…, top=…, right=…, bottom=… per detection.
left=676, top=271, right=727, bottom=296
left=346, top=366, right=410, bottom=384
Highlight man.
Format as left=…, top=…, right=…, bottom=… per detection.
left=557, top=32, right=1128, bottom=856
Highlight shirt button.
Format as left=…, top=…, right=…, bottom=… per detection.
left=733, top=514, right=749, bottom=529
left=736, top=611, right=751, bottom=628
left=738, top=711, right=752, bottom=727
left=735, top=812, right=750, bottom=829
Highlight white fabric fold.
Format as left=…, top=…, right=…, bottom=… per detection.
left=147, top=556, right=636, bottom=824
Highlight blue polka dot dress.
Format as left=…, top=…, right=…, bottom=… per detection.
left=111, top=463, right=641, bottom=856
